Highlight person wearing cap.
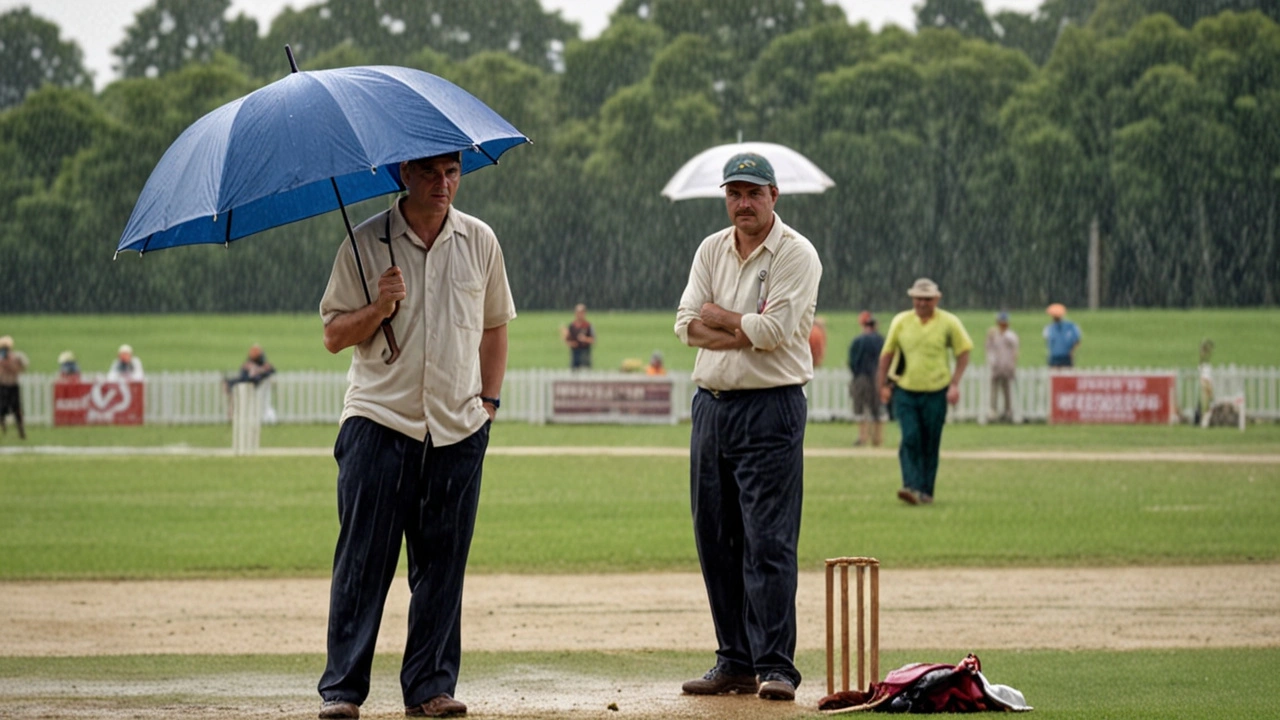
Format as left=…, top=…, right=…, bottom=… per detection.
left=675, top=152, right=822, bottom=702
left=317, top=152, right=516, bottom=720
left=1043, top=303, right=1081, bottom=368
left=877, top=279, right=972, bottom=505
left=0, top=335, right=29, bottom=440
left=985, top=312, right=1019, bottom=423
left=57, top=351, right=81, bottom=382
left=645, top=350, right=667, bottom=376
left=106, top=344, right=145, bottom=381
left=848, top=311, right=885, bottom=447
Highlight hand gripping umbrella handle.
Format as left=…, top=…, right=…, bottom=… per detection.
left=333, top=178, right=402, bottom=365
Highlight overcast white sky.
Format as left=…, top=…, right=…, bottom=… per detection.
left=5, top=0, right=1042, bottom=90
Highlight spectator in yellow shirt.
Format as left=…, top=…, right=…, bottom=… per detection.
left=876, top=279, right=972, bottom=505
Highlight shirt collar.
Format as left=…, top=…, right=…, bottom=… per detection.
left=725, top=212, right=785, bottom=263
left=391, top=201, right=463, bottom=250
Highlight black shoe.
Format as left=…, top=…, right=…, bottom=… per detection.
left=682, top=667, right=760, bottom=695
left=758, top=677, right=796, bottom=701
left=319, top=700, right=360, bottom=719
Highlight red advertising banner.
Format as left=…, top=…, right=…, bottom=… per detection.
left=1050, top=374, right=1177, bottom=425
left=551, top=379, right=674, bottom=423
left=53, top=380, right=145, bottom=426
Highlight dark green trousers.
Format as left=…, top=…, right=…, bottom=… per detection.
left=892, top=387, right=948, bottom=497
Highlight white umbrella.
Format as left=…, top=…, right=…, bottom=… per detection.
left=661, top=141, right=835, bottom=201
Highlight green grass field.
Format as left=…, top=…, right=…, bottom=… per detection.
left=3, top=435, right=1277, bottom=579
left=3, top=308, right=1279, bottom=718
left=3, top=308, right=1277, bottom=374
left=2, top=426, right=1278, bottom=718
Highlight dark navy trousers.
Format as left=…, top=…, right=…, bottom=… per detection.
left=892, top=387, right=948, bottom=497
left=319, top=416, right=489, bottom=708
left=690, top=385, right=806, bottom=687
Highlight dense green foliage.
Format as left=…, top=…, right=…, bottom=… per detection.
left=2, top=308, right=1275, bottom=374
left=1, top=0, right=1278, bottom=312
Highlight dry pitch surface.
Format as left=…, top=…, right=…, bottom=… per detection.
left=3, top=565, right=1278, bottom=718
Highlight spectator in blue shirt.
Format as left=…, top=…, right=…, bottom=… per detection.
left=1043, top=304, right=1081, bottom=368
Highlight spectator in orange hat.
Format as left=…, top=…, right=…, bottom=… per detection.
left=1043, top=304, right=1081, bottom=368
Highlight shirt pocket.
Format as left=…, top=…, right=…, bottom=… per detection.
left=449, top=261, right=486, bottom=331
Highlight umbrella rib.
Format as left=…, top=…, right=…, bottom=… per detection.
left=475, top=144, right=498, bottom=165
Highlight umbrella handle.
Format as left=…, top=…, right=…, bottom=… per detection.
left=380, top=320, right=401, bottom=365
left=376, top=208, right=401, bottom=363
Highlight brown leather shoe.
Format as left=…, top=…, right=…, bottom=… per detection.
left=758, top=678, right=796, bottom=701
left=406, top=693, right=467, bottom=718
left=319, top=700, right=359, bottom=719
left=897, top=487, right=920, bottom=505
left=681, top=667, right=760, bottom=695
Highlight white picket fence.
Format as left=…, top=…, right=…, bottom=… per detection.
left=14, top=365, right=1280, bottom=427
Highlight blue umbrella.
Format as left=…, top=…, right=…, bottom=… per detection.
left=117, top=47, right=528, bottom=362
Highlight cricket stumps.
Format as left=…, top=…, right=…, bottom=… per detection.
left=824, top=556, right=880, bottom=695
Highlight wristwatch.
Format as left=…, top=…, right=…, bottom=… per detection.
left=480, top=396, right=501, bottom=410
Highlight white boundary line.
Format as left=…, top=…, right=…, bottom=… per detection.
left=2, top=445, right=1279, bottom=464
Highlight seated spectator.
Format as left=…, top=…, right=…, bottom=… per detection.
left=57, top=351, right=81, bottom=381
left=646, top=350, right=667, bottom=376
left=107, top=344, right=144, bottom=381
left=226, top=344, right=275, bottom=389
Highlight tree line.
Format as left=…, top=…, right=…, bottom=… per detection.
left=1, top=0, right=1277, bottom=313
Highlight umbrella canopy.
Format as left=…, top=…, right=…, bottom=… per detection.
left=117, top=63, right=528, bottom=254
left=661, top=141, right=834, bottom=201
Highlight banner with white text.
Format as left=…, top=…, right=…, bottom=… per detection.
left=1050, top=374, right=1178, bottom=424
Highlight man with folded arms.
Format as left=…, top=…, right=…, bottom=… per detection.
left=675, top=152, right=822, bottom=703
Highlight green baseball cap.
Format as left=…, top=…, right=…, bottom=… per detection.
left=721, top=153, right=776, bottom=187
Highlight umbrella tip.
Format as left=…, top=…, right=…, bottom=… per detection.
left=285, top=44, right=299, bottom=73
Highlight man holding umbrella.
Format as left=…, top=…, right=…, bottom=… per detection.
left=675, top=152, right=822, bottom=702
left=317, top=151, right=515, bottom=719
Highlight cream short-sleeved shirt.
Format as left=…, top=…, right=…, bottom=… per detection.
left=320, top=203, right=516, bottom=446
left=674, top=213, right=822, bottom=391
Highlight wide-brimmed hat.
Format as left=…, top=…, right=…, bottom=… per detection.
left=996, top=311, right=1010, bottom=323
left=0, top=335, right=12, bottom=349
left=907, top=278, right=941, bottom=298
left=118, top=344, right=133, bottom=356
left=58, top=350, right=76, bottom=364
left=1046, top=303, right=1066, bottom=318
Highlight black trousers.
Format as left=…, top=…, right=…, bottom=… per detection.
left=690, top=385, right=806, bottom=686
left=319, top=416, right=489, bottom=707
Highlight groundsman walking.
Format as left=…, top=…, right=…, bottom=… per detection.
left=877, top=279, right=972, bottom=505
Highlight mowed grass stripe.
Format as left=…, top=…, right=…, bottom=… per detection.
left=2, top=453, right=1276, bottom=579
